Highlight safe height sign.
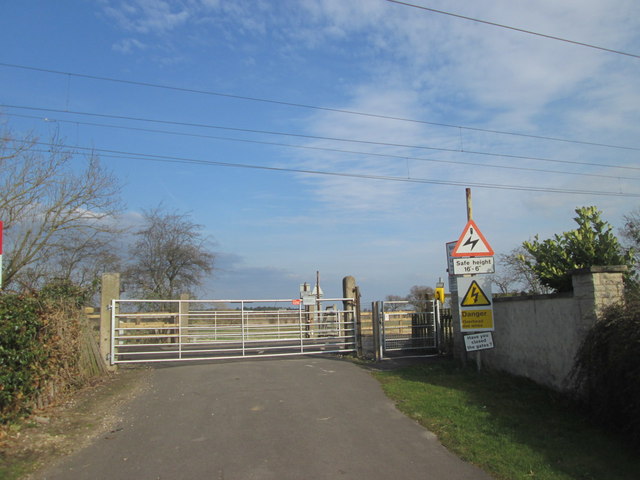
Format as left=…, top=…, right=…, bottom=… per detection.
left=452, top=256, right=495, bottom=275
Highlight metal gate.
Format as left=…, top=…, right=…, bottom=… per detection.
left=373, top=300, right=444, bottom=358
left=110, top=298, right=357, bottom=364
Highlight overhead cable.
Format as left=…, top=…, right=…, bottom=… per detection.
left=384, top=0, right=640, bottom=60
left=9, top=111, right=640, bottom=182
left=4, top=104, right=639, bottom=172
left=29, top=141, right=640, bottom=198
left=0, top=62, right=638, bottom=152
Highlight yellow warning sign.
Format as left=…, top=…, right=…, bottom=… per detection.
left=460, top=280, right=491, bottom=307
left=461, top=309, right=494, bottom=330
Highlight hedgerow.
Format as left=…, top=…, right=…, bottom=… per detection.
left=0, top=280, right=100, bottom=423
left=572, top=297, right=640, bottom=445
left=0, top=295, right=48, bottom=422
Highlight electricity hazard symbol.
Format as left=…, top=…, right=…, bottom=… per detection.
left=457, top=276, right=494, bottom=332
left=460, top=280, right=491, bottom=307
left=451, top=219, right=494, bottom=257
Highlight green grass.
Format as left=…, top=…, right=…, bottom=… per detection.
left=373, top=359, right=639, bottom=480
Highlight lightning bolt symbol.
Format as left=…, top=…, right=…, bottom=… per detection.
left=463, top=228, right=479, bottom=250
left=471, top=286, right=479, bottom=304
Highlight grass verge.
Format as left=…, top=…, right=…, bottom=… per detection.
left=373, top=359, right=639, bottom=480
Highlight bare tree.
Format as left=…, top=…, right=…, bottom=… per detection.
left=41, top=229, right=122, bottom=291
left=383, top=294, right=406, bottom=311
left=493, top=246, right=551, bottom=295
left=407, top=285, right=434, bottom=311
left=0, top=130, right=123, bottom=290
left=125, top=207, right=215, bottom=299
left=621, top=207, right=640, bottom=277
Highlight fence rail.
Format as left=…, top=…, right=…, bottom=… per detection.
left=110, top=298, right=357, bottom=364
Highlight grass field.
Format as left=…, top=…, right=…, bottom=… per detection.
left=373, top=359, right=639, bottom=480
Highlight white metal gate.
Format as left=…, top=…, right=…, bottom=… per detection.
left=110, top=298, right=357, bottom=364
left=377, top=300, right=440, bottom=358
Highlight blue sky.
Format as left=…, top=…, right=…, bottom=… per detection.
left=1, top=0, right=639, bottom=303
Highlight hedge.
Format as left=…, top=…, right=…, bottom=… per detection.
left=0, top=280, right=98, bottom=423
left=572, top=297, right=640, bottom=445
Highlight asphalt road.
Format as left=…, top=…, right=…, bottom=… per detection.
left=37, top=357, right=492, bottom=480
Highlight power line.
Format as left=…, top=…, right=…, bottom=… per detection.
left=4, top=104, right=639, bottom=173
left=384, top=0, right=640, bottom=60
left=9, top=111, right=640, bottom=183
left=30, top=141, right=640, bottom=198
left=1, top=62, right=638, bottom=153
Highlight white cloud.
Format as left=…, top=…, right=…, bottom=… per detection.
left=112, top=37, right=147, bottom=54
left=103, top=0, right=191, bottom=34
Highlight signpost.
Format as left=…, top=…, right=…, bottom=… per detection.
left=447, top=188, right=496, bottom=369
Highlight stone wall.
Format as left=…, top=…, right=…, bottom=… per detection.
left=478, top=266, right=627, bottom=392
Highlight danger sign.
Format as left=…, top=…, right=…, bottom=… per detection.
left=460, top=280, right=491, bottom=307
left=460, top=309, right=493, bottom=331
left=451, top=219, right=494, bottom=257
left=457, top=276, right=494, bottom=332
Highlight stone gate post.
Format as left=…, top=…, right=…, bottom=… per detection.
left=100, top=272, right=120, bottom=371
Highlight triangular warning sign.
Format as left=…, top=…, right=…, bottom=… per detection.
left=460, top=280, right=492, bottom=307
left=452, top=219, right=494, bottom=257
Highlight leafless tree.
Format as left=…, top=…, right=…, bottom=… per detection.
left=407, top=285, right=434, bottom=311
left=125, top=207, right=215, bottom=299
left=40, top=229, right=122, bottom=292
left=621, top=207, right=640, bottom=276
left=492, top=246, right=551, bottom=295
left=383, top=294, right=406, bottom=311
left=0, top=130, right=123, bottom=291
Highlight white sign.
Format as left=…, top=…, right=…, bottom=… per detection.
left=453, top=256, right=495, bottom=275
left=464, top=332, right=494, bottom=352
left=302, top=295, right=316, bottom=306
left=452, top=219, right=494, bottom=257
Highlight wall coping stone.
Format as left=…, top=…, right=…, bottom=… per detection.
left=570, top=265, right=628, bottom=275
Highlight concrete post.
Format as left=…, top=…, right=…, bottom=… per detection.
left=100, top=273, right=120, bottom=371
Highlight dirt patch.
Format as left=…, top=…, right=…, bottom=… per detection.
left=0, top=367, right=152, bottom=480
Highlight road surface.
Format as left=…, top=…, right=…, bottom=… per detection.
left=37, top=357, right=492, bottom=480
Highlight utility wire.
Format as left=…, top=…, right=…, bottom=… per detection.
left=9, top=111, right=640, bottom=182
left=30, top=140, right=640, bottom=198
left=4, top=104, right=639, bottom=172
left=1, top=62, right=638, bottom=152
left=384, top=0, right=640, bottom=60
